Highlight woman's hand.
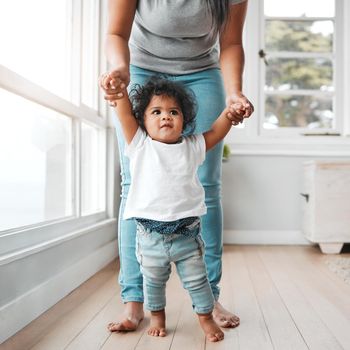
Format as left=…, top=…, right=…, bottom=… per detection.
left=225, top=92, right=254, bottom=126
left=99, top=69, right=130, bottom=107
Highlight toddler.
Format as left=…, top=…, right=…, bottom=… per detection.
left=104, top=75, right=244, bottom=342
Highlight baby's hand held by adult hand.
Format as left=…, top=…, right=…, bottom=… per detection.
left=226, top=103, right=246, bottom=126
left=226, top=92, right=254, bottom=123
left=99, top=70, right=129, bottom=107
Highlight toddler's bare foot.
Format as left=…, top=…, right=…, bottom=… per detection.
left=213, top=301, right=240, bottom=328
left=108, top=301, right=144, bottom=332
left=198, top=313, right=224, bottom=342
left=148, top=309, right=166, bottom=337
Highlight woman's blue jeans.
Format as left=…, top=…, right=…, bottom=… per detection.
left=114, top=65, right=225, bottom=303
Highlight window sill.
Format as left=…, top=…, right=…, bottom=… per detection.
left=227, top=136, right=350, bottom=156
left=0, top=213, right=114, bottom=257
left=0, top=218, right=117, bottom=266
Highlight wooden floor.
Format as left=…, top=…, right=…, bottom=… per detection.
left=2, top=245, right=350, bottom=350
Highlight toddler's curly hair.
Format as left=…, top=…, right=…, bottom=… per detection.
left=129, top=76, right=197, bottom=134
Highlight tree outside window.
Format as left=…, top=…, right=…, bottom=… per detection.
left=262, top=0, right=335, bottom=131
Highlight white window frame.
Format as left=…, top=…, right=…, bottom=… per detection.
left=226, top=0, right=350, bottom=156
left=0, top=0, right=115, bottom=256
left=261, top=3, right=339, bottom=136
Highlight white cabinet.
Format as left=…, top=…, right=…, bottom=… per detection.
left=301, top=161, right=350, bottom=254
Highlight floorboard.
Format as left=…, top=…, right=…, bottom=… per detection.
left=1, top=246, right=350, bottom=350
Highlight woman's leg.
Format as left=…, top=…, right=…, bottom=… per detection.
left=176, top=69, right=239, bottom=327
left=109, top=66, right=156, bottom=331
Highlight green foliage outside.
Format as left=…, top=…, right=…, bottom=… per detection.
left=265, top=20, right=334, bottom=128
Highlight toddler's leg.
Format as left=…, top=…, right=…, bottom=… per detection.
left=142, top=270, right=169, bottom=337
left=149, top=309, right=166, bottom=337
left=174, top=235, right=224, bottom=342
left=136, top=228, right=170, bottom=337
left=197, top=313, right=224, bottom=342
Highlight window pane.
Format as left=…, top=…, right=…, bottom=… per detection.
left=81, top=0, right=98, bottom=109
left=0, top=0, right=71, bottom=99
left=266, top=58, right=333, bottom=91
left=266, top=20, right=333, bottom=52
left=81, top=123, right=106, bottom=215
left=264, top=0, right=335, bottom=17
left=265, top=95, right=334, bottom=129
left=0, top=89, right=73, bottom=231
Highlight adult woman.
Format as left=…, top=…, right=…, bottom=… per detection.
left=100, top=0, right=254, bottom=332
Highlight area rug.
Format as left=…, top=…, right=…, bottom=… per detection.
left=324, top=256, right=350, bottom=285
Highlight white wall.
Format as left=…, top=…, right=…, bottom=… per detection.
left=222, top=154, right=350, bottom=244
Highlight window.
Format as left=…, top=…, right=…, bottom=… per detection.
left=262, top=0, right=336, bottom=133
left=81, top=123, right=106, bottom=216
left=0, top=0, right=109, bottom=235
left=81, top=0, right=99, bottom=109
left=0, top=0, right=71, bottom=100
left=229, top=0, right=349, bottom=147
left=0, top=89, right=73, bottom=231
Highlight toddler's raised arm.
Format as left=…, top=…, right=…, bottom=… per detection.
left=203, top=103, right=243, bottom=151
left=100, top=71, right=138, bottom=144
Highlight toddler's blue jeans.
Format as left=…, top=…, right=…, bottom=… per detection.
left=114, top=65, right=225, bottom=303
left=135, top=221, right=214, bottom=314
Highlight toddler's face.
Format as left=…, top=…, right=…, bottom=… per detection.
left=144, top=95, right=184, bottom=144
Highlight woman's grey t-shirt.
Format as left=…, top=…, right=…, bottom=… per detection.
left=129, top=0, right=246, bottom=75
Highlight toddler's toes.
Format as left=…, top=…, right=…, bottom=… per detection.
left=148, top=327, right=166, bottom=337
left=216, top=331, right=225, bottom=341
left=207, top=331, right=225, bottom=342
left=148, top=328, right=156, bottom=336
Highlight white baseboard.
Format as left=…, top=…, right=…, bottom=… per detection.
left=0, top=240, right=118, bottom=344
left=224, top=230, right=311, bottom=245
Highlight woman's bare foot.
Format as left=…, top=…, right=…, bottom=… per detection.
left=198, top=313, right=224, bottom=342
left=148, top=309, right=166, bottom=337
left=213, top=301, right=240, bottom=328
left=108, top=301, right=144, bottom=332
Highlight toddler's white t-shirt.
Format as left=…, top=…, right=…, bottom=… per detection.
left=123, top=128, right=207, bottom=221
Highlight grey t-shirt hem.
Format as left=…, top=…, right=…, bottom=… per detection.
left=129, top=44, right=220, bottom=75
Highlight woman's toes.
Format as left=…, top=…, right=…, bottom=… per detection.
left=229, top=316, right=240, bottom=327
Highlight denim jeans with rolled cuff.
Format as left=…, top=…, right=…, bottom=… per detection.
left=135, top=220, right=214, bottom=314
